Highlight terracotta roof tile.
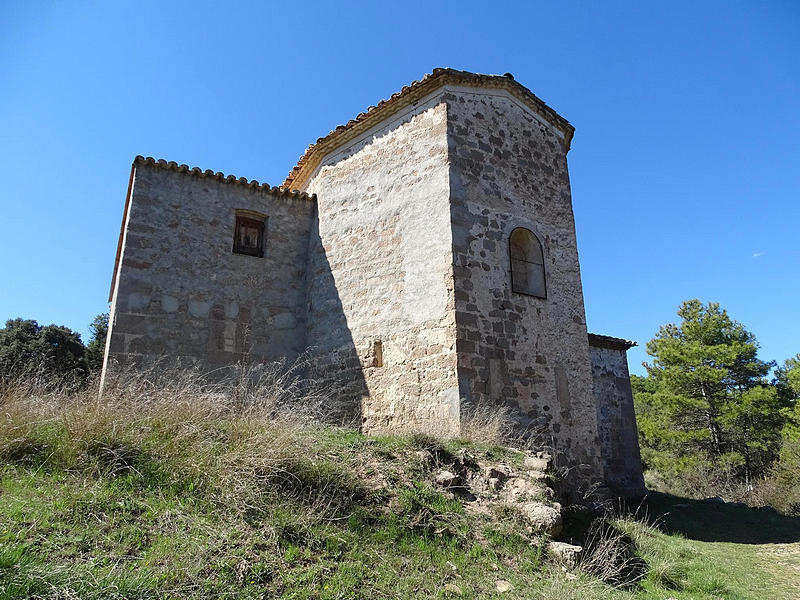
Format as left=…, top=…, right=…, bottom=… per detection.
left=134, top=156, right=316, bottom=201
left=283, top=68, right=575, bottom=189
left=588, top=333, right=638, bottom=351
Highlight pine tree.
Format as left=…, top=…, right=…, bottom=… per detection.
left=636, top=300, right=785, bottom=481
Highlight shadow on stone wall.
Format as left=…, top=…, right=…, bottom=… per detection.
left=304, top=209, right=367, bottom=427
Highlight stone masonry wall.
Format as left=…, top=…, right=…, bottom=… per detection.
left=103, top=162, right=314, bottom=378
left=445, top=87, right=605, bottom=490
left=102, top=76, right=644, bottom=499
left=590, top=343, right=646, bottom=497
left=302, top=96, right=460, bottom=435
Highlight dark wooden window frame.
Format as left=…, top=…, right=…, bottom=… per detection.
left=509, top=227, right=547, bottom=299
left=233, top=212, right=266, bottom=257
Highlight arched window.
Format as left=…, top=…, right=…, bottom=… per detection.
left=509, top=228, right=546, bottom=298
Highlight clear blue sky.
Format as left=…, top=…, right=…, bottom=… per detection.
left=1, top=1, right=798, bottom=374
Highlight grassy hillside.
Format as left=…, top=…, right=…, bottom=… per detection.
left=1, top=370, right=799, bottom=599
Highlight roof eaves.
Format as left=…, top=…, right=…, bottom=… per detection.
left=587, top=333, right=638, bottom=351
left=283, top=68, right=575, bottom=189
left=135, top=156, right=317, bottom=201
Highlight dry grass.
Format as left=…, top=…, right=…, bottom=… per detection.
left=458, top=400, right=516, bottom=446
left=577, top=518, right=648, bottom=588
left=5, top=363, right=789, bottom=599
left=458, top=400, right=557, bottom=460
left=0, top=360, right=357, bottom=521
left=0, top=364, right=545, bottom=598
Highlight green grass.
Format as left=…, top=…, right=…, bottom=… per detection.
left=627, top=492, right=800, bottom=600
left=0, top=455, right=536, bottom=599
left=2, top=382, right=799, bottom=599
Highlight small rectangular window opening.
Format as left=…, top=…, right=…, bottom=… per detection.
left=374, top=340, right=383, bottom=368
left=233, top=213, right=266, bottom=257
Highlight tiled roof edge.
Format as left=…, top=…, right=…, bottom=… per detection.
left=283, top=68, right=575, bottom=189
left=588, top=333, right=638, bottom=351
left=134, top=156, right=316, bottom=201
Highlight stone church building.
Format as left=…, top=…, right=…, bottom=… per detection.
left=102, top=69, right=644, bottom=497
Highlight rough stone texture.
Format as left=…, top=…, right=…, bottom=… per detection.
left=435, top=470, right=460, bottom=487
left=520, top=501, right=563, bottom=537
left=303, top=97, right=460, bottom=435
left=547, top=541, right=583, bottom=568
left=103, top=163, right=314, bottom=376
left=445, top=87, right=604, bottom=489
left=589, top=342, right=646, bottom=497
left=104, top=72, right=644, bottom=498
left=523, top=456, right=550, bottom=472
left=495, top=580, right=514, bottom=593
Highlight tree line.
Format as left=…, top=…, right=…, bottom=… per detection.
left=0, top=314, right=108, bottom=388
